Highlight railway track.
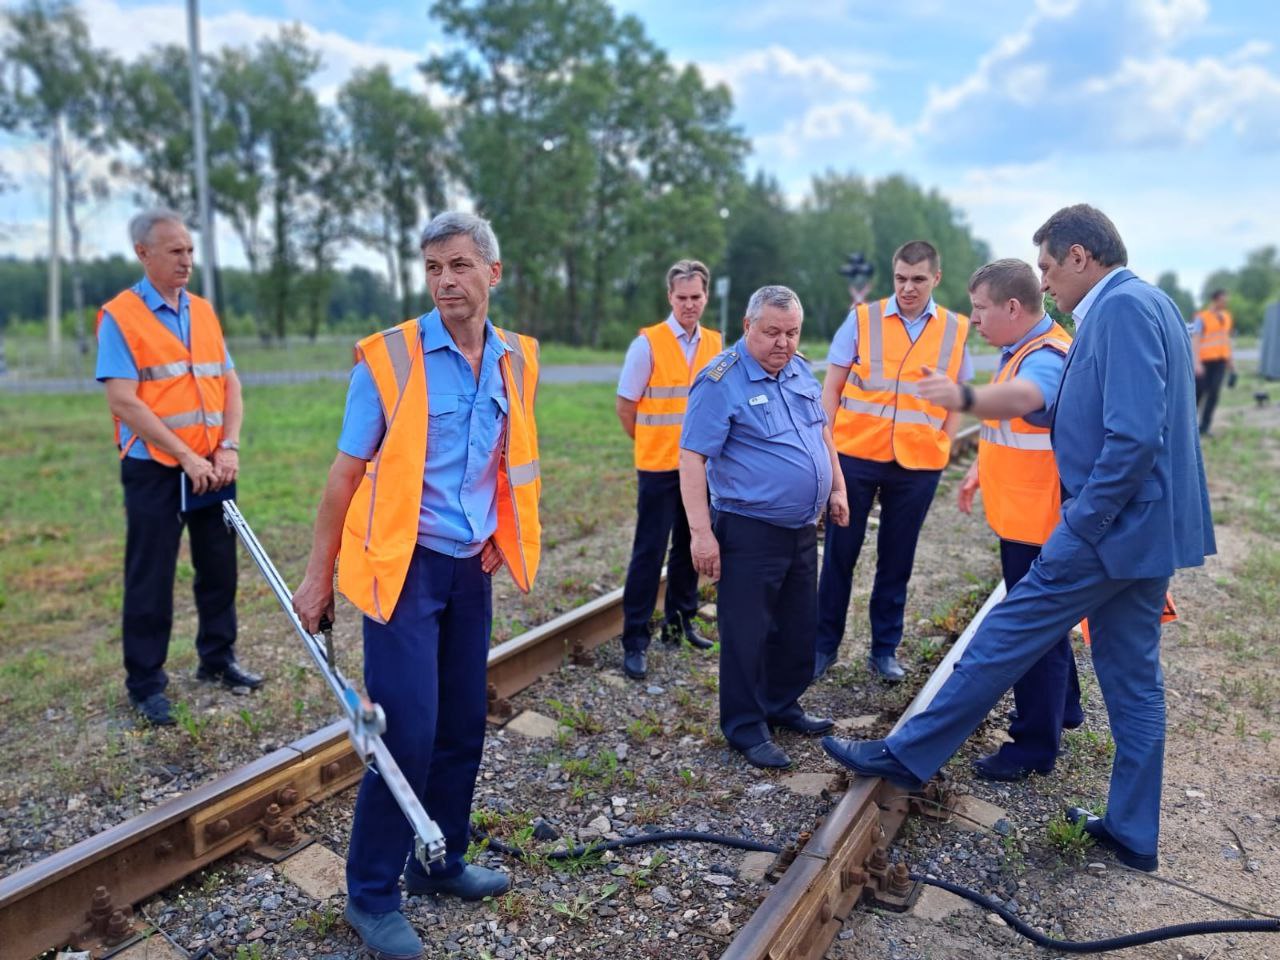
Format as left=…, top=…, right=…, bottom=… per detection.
left=1, top=426, right=984, bottom=960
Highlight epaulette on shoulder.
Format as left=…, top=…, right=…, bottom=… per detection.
left=706, top=352, right=739, bottom=382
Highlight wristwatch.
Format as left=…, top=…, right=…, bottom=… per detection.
left=219, top=440, right=240, bottom=451
left=959, top=384, right=975, bottom=412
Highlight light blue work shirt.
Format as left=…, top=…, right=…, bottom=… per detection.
left=338, top=309, right=510, bottom=559
left=1070, top=267, right=1124, bottom=332
left=681, top=340, right=833, bottom=529
left=616, top=314, right=705, bottom=401
left=95, top=277, right=235, bottom=461
left=826, top=295, right=974, bottom=382
left=998, top=314, right=1067, bottom=429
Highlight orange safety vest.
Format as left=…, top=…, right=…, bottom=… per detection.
left=1081, top=594, right=1177, bottom=645
left=97, top=289, right=228, bottom=466
left=1195, top=308, right=1232, bottom=361
left=832, top=299, right=970, bottom=470
left=977, top=322, right=1072, bottom=546
left=336, top=318, right=542, bottom=623
left=633, top=321, right=722, bottom=471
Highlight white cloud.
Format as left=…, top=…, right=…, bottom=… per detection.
left=700, top=44, right=872, bottom=96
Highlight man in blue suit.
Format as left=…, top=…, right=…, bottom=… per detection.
left=822, top=204, right=1215, bottom=872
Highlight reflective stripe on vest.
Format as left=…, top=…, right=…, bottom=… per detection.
left=99, top=288, right=228, bottom=467
left=633, top=322, right=723, bottom=471
left=337, top=318, right=542, bottom=623
left=1196, top=309, right=1232, bottom=361
left=976, top=322, right=1072, bottom=545
left=832, top=298, right=969, bottom=470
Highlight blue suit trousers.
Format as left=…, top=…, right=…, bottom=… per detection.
left=817, top=454, right=941, bottom=660
left=887, top=521, right=1169, bottom=857
left=346, top=546, right=492, bottom=914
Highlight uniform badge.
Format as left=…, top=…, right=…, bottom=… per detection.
left=707, top=352, right=738, bottom=383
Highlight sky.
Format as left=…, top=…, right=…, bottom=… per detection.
left=2, top=0, right=1279, bottom=297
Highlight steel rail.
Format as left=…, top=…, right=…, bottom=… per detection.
left=0, top=423, right=981, bottom=960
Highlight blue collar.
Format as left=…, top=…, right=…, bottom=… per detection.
left=733, top=338, right=798, bottom=382
left=1002, top=314, right=1053, bottom=362
left=137, top=275, right=188, bottom=313
left=884, top=294, right=937, bottom=324
left=419, top=308, right=510, bottom=357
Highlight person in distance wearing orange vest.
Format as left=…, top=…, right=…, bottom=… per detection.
left=815, top=240, right=973, bottom=682
left=1190, top=288, right=1235, bottom=437
left=916, top=259, right=1083, bottom=781
left=96, top=209, right=259, bottom=729
left=614, top=260, right=723, bottom=680
left=292, top=213, right=540, bottom=960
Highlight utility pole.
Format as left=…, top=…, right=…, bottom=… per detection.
left=47, top=122, right=63, bottom=362
left=187, top=0, right=218, bottom=310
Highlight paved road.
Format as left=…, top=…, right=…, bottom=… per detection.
left=0, top=349, right=1263, bottom=394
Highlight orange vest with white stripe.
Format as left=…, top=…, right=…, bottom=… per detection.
left=977, top=322, right=1072, bottom=546
left=832, top=299, right=969, bottom=470
left=1195, top=308, right=1232, bottom=361
left=336, top=318, right=542, bottom=623
left=633, top=321, right=722, bottom=471
left=97, top=288, right=228, bottom=466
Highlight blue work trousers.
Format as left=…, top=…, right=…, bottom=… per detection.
left=999, top=539, right=1083, bottom=768
left=621, top=469, right=699, bottom=651
left=346, top=547, right=492, bottom=914
left=817, top=454, right=941, bottom=661
left=120, top=458, right=237, bottom=700
left=715, top=511, right=817, bottom=750
left=887, top=521, right=1169, bottom=857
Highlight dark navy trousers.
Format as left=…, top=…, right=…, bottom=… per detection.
left=715, top=512, right=817, bottom=750
left=621, top=469, right=699, bottom=652
left=998, top=539, right=1084, bottom=768
left=817, top=454, right=941, bottom=661
left=120, top=458, right=237, bottom=700
left=346, top=547, right=491, bottom=914
left=887, top=521, right=1170, bottom=857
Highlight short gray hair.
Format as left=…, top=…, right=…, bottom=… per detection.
left=744, top=285, right=803, bottom=323
left=419, top=211, right=501, bottom=264
left=129, top=208, right=186, bottom=247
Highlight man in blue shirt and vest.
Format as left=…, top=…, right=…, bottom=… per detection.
left=823, top=206, right=1215, bottom=873
left=679, top=285, right=849, bottom=769
left=96, top=208, right=260, bottom=728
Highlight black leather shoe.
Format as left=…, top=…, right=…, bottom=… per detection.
left=623, top=650, right=647, bottom=680
left=405, top=863, right=511, bottom=900
left=867, top=655, right=906, bottom=682
left=973, top=751, right=1053, bottom=782
left=664, top=619, right=714, bottom=650
left=1064, top=807, right=1158, bottom=872
left=130, top=692, right=175, bottom=727
left=683, top=628, right=714, bottom=650
left=770, top=713, right=835, bottom=736
left=740, top=740, right=792, bottom=769
left=821, top=737, right=924, bottom=789
left=812, top=650, right=836, bottom=680
left=196, top=660, right=264, bottom=691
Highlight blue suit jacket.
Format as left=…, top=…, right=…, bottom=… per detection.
left=1050, top=269, right=1215, bottom=579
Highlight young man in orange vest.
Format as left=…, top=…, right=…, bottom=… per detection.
left=292, top=213, right=540, bottom=960
left=96, top=209, right=258, bottom=729
left=614, top=260, right=723, bottom=680
left=816, top=240, right=972, bottom=682
left=1191, top=288, right=1235, bottom=437
left=916, top=258, right=1083, bottom=780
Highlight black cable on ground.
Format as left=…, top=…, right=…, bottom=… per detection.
left=474, top=825, right=1280, bottom=953
left=913, top=873, right=1280, bottom=954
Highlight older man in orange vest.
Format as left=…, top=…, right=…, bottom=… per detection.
left=96, top=209, right=257, bottom=729
left=916, top=258, right=1083, bottom=781
left=816, top=240, right=973, bottom=681
left=614, top=260, right=723, bottom=680
left=293, top=212, right=540, bottom=960
left=1191, top=288, right=1235, bottom=437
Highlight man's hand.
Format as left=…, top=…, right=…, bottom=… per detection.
left=211, top=447, right=239, bottom=488
left=180, top=450, right=217, bottom=494
left=917, top=366, right=963, bottom=411
left=828, top=488, right=850, bottom=527
left=957, top=462, right=980, bottom=514
left=480, top=538, right=504, bottom=575
left=690, top=528, right=721, bottom=580
left=293, top=571, right=336, bottom=635
left=1194, top=360, right=1205, bottom=378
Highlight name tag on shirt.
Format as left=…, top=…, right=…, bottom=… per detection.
left=749, top=394, right=769, bottom=406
